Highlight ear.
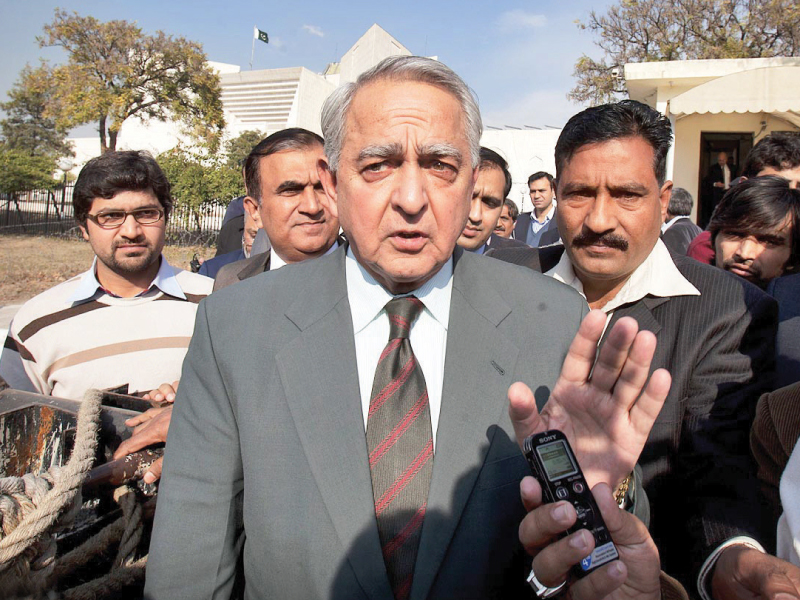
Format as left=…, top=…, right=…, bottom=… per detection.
left=317, top=157, right=339, bottom=220
left=659, top=180, right=673, bottom=221
left=79, top=222, right=90, bottom=242
left=243, top=196, right=262, bottom=228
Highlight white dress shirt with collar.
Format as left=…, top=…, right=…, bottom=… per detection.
left=269, top=240, right=340, bottom=271
left=346, top=247, right=452, bottom=451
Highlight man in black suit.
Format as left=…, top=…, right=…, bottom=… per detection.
left=514, top=171, right=560, bottom=246
left=456, top=147, right=528, bottom=254
left=213, top=128, right=341, bottom=291
left=490, top=100, right=784, bottom=597
left=702, top=151, right=735, bottom=227
left=661, top=187, right=702, bottom=255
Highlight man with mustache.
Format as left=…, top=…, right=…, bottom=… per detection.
left=0, top=150, right=213, bottom=399
left=490, top=100, right=786, bottom=598
left=708, top=176, right=800, bottom=289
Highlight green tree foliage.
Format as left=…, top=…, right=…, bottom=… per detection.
left=37, top=9, right=225, bottom=153
left=570, top=0, right=800, bottom=105
left=1, top=64, right=73, bottom=159
left=0, top=144, right=58, bottom=194
left=157, top=146, right=242, bottom=230
left=224, top=130, right=265, bottom=170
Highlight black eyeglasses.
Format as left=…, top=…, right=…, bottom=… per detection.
left=86, top=208, right=164, bottom=229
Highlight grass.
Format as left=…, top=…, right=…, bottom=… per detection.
left=0, top=235, right=216, bottom=305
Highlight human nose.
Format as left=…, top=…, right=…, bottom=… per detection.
left=467, top=197, right=483, bottom=224
left=582, top=194, right=616, bottom=233
left=298, top=185, right=323, bottom=216
left=392, top=164, right=427, bottom=216
left=118, top=212, right=144, bottom=238
left=734, top=238, right=760, bottom=261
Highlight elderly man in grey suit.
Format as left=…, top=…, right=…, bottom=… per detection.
left=145, top=57, right=672, bottom=600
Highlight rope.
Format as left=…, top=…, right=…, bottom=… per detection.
left=0, top=389, right=102, bottom=592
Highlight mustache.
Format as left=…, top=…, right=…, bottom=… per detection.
left=722, top=257, right=761, bottom=277
left=571, top=231, right=629, bottom=251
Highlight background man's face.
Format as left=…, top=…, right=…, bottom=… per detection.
left=494, top=204, right=515, bottom=238
left=457, top=166, right=505, bottom=250
left=246, top=146, right=339, bottom=263
left=529, top=177, right=555, bottom=213
left=714, top=218, right=793, bottom=288
left=557, top=136, right=671, bottom=291
left=320, top=79, right=477, bottom=294
left=242, top=208, right=260, bottom=257
left=718, top=152, right=728, bottom=167
left=81, top=189, right=166, bottom=278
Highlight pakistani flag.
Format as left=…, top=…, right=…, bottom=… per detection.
left=254, top=27, right=269, bottom=44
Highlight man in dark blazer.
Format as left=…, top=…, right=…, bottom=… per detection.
left=768, top=273, right=800, bottom=388
left=490, top=100, right=779, bottom=596
left=661, top=187, right=702, bottom=256
left=211, top=128, right=341, bottom=291
left=146, top=58, right=671, bottom=599
left=514, top=172, right=560, bottom=246
left=456, top=147, right=528, bottom=255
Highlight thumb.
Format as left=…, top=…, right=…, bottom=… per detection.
left=508, top=381, right=544, bottom=449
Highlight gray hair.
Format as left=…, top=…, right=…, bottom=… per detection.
left=668, top=187, right=694, bottom=217
left=321, top=55, right=482, bottom=172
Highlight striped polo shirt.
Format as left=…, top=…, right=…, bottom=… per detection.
left=1, top=256, right=213, bottom=400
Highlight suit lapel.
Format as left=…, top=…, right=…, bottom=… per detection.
left=411, top=250, right=520, bottom=600
left=604, top=295, right=668, bottom=343
left=237, top=250, right=270, bottom=281
left=277, top=248, right=393, bottom=600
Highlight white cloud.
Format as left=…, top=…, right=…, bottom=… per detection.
left=270, top=36, right=286, bottom=50
left=482, top=88, right=586, bottom=130
left=496, top=10, right=547, bottom=31
left=302, top=25, right=325, bottom=38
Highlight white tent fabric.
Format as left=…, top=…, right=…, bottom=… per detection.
left=668, top=66, right=800, bottom=121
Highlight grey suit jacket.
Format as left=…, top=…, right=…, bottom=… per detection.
left=661, top=218, right=702, bottom=257
left=489, top=243, right=778, bottom=586
left=145, top=245, right=587, bottom=600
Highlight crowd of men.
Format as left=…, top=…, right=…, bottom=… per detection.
left=2, top=54, right=800, bottom=599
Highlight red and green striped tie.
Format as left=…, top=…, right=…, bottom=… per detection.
left=366, top=296, right=433, bottom=600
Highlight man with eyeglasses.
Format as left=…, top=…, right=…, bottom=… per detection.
left=0, top=150, right=213, bottom=400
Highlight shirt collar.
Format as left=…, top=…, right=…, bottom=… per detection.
left=546, top=238, right=700, bottom=313
left=533, top=204, right=556, bottom=224
left=270, top=240, right=339, bottom=271
left=661, top=215, right=684, bottom=233
left=67, top=254, right=186, bottom=304
left=345, top=246, right=453, bottom=335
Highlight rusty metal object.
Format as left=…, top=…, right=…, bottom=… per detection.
left=82, top=448, right=164, bottom=493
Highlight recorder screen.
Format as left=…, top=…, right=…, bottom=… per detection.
left=537, top=440, right=578, bottom=481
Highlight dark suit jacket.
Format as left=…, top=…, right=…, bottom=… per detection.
left=513, top=210, right=559, bottom=247
left=213, top=250, right=271, bottom=292
left=146, top=245, right=589, bottom=599
left=661, top=218, right=702, bottom=256
left=485, top=233, right=529, bottom=251
left=199, top=249, right=246, bottom=280
left=768, top=273, right=800, bottom=388
left=489, top=243, right=778, bottom=586
left=750, top=381, right=800, bottom=551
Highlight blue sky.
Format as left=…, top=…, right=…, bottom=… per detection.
left=0, top=0, right=611, bottom=134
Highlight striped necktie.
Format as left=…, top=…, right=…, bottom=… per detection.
left=366, top=296, right=433, bottom=600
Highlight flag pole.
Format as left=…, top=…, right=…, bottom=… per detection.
left=250, top=26, right=256, bottom=70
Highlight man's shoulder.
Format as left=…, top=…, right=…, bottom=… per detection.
left=11, top=270, right=88, bottom=332
left=488, top=234, right=528, bottom=250
left=171, top=266, right=214, bottom=296
left=670, top=254, right=775, bottom=312
left=486, top=242, right=564, bottom=273
left=214, top=252, right=269, bottom=290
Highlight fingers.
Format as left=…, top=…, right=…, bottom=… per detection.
left=519, top=500, right=577, bottom=555
left=588, top=317, right=639, bottom=394
left=125, top=405, right=168, bottom=428
left=590, top=483, right=652, bottom=549
left=629, top=368, right=671, bottom=437
left=605, top=328, right=656, bottom=414
left=520, top=476, right=542, bottom=513
left=143, top=457, right=164, bottom=484
left=113, top=406, right=172, bottom=460
left=558, top=310, right=608, bottom=386
left=531, top=529, right=596, bottom=588
left=567, top=561, right=628, bottom=600
left=508, top=381, right=544, bottom=449
left=142, top=381, right=179, bottom=403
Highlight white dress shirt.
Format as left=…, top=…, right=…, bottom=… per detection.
left=346, top=248, right=452, bottom=450
left=546, top=238, right=700, bottom=318
left=270, top=241, right=339, bottom=271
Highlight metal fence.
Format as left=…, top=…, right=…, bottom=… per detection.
left=0, top=185, right=226, bottom=246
